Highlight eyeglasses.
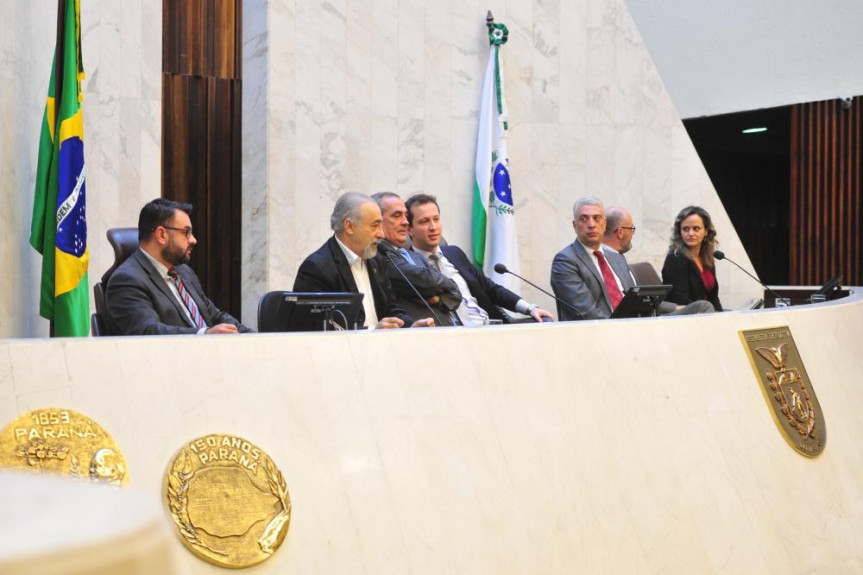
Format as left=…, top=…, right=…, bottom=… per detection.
left=617, top=226, right=636, bottom=233
left=162, top=226, right=194, bottom=238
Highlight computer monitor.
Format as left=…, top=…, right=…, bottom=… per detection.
left=611, top=285, right=673, bottom=319
left=258, top=292, right=364, bottom=332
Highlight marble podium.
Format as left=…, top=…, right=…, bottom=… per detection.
left=1, top=293, right=862, bottom=573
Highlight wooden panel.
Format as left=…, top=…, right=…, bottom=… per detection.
left=162, top=0, right=243, bottom=320
left=790, top=97, right=863, bottom=286
left=163, top=0, right=238, bottom=80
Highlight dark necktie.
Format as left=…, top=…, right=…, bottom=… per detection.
left=593, top=250, right=623, bottom=310
left=167, top=268, right=207, bottom=329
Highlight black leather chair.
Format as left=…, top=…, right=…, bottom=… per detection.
left=91, top=228, right=139, bottom=336
left=257, top=291, right=285, bottom=333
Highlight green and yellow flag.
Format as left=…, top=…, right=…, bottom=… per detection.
left=30, top=0, right=89, bottom=337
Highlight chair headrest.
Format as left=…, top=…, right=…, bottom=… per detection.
left=102, top=228, right=140, bottom=285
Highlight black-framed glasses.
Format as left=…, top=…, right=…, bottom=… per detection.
left=162, top=226, right=194, bottom=238
left=618, top=226, right=636, bottom=233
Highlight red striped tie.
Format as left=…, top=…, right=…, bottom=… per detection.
left=167, top=268, right=207, bottom=329
left=593, top=250, right=623, bottom=310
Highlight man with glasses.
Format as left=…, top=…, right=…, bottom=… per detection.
left=603, top=206, right=637, bottom=255
left=106, top=198, right=251, bottom=335
left=603, top=205, right=714, bottom=316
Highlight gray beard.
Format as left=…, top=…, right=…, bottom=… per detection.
left=362, top=241, right=379, bottom=259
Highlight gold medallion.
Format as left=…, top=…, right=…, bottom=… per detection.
left=740, top=326, right=827, bottom=457
left=0, top=407, right=128, bottom=485
left=164, top=434, right=291, bottom=568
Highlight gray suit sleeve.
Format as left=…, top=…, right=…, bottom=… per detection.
left=550, top=252, right=606, bottom=321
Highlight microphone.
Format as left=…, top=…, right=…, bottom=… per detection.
left=494, top=263, right=583, bottom=320
left=385, top=250, right=448, bottom=326
left=713, top=251, right=786, bottom=307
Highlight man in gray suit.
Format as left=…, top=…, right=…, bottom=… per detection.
left=551, top=197, right=636, bottom=320
left=371, top=192, right=462, bottom=325
left=107, top=198, right=251, bottom=335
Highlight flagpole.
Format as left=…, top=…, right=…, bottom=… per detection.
left=54, top=0, right=67, bottom=135
left=49, top=0, right=69, bottom=338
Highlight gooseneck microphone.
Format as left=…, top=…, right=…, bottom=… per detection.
left=493, top=263, right=583, bottom=320
left=713, top=250, right=786, bottom=307
left=384, top=249, right=447, bottom=326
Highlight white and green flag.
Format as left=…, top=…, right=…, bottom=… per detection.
left=472, top=21, right=519, bottom=292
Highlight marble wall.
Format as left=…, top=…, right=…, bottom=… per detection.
left=242, top=0, right=761, bottom=327
left=0, top=1, right=161, bottom=338
left=2, top=0, right=759, bottom=338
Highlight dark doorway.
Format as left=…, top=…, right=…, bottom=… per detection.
left=162, top=0, right=243, bottom=320
left=684, top=106, right=792, bottom=285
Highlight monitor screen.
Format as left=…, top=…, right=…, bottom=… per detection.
left=258, top=292, right=365, bottom=332
left=611, top=285, right=672, bottom=319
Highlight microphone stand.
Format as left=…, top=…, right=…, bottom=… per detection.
left=714, top=251, right=786, bottom=308
left=494, top=263, right=584, bottom=320
left=385, top=251, right=447, bottom=326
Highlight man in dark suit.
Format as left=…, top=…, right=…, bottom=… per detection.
left=107, top=198, right=251, bottom=335
left=405, top=194, right=553, bottom=325
left=370, top=192, right=461, bottom=326
left=550, top=197, right=636, bottom=321
left=293, top=192, right=435, bottom=329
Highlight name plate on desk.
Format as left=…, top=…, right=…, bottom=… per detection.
left=740, top=327, right=827, bottom=457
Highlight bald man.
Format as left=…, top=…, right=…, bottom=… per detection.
left=603, top=205, right=714, bottom=316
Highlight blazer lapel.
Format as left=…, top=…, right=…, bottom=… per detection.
left=571, top=242, right=611, bottom=308
left=328, top=237, right=359, bottom=293
left=367, top=259, right=385, bottom=317
left=606, top=249, right=634, bottom=292
left=134, top=251, right=195, bottom=328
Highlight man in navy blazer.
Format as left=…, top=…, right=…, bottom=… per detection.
left=405, top=194, right=553, bottom=325
left=550, top=196, right=636, bottom=321
left=107, top=199, right=251, bottom=335
left=293, top=192, right=435, bottom=329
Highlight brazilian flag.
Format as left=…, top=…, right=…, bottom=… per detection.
left=30, top=0, right=89, bottom=337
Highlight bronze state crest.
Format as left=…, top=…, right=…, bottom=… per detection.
left=740, top=326, right=826, bottom=457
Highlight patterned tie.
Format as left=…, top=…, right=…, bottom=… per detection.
left=428, top=252, right=441, bottom=271
left=593, top=250, right=624, bottom=310
left=167, top=268, right=207, bottom=329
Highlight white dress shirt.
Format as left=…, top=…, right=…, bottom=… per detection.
left=334, top=236, right=378, bottom=328
left=414, top=247, right=491, bottom=326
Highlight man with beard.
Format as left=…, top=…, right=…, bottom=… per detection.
left=603, top=206, right=637, bottom=256
left=107, top=198, right=251, bottom=335
left=603, top=205, right=713, bottom=316
left=293, top=192, right=434, bottom=329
